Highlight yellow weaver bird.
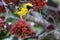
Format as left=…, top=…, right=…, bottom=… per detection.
left=15, top=3, right=33, bottom=18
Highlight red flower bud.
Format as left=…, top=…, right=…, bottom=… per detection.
left=0, top=5, right=6, bottom=13
left=47, top=24, right=56, bottom=30
left=4, top=0, right=12, bottom=4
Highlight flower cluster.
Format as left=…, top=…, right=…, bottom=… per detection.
left=4, top=0, right=12, bottom=4
left=0, top=16, right=6, bottom=30
left=31, top=0, right=46, bottom=11
left=4, top=0, right=20, bottom=5
left=0, top=5, right=6, bottom=13
left=10, top=19, right=32, bottom=38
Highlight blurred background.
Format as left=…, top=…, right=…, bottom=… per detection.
left=0, top=0, right=60, bottom=40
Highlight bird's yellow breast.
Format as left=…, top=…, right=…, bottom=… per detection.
left=17, top=7, right=28, bottom=17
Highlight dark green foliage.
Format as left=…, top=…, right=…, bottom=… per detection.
left=0, top=30, right=10, bottom=40
left=47, top=0, right=58, bottom=8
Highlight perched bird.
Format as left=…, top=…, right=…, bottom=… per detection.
left=15, top=3, right=33, bottom=18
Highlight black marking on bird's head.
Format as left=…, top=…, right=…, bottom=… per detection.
left=27, top=5, right=33, bottom=10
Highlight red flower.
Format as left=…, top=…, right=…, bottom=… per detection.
left=4, top=0, right=20, bottom=5
left=0, top=5, right=6, bottom=13
left=32, top=0, right=36, bottom=3
left=21, top=33, right=25, bottom=38
left=0, top=16, right=6, bottom=30
left=31, top=0, right=46, bottom=11
left=12, top=0, right=20, bottom=5
left=10, top=19, right=33, bottom=38
left=4, top=0, right=12, bottom=4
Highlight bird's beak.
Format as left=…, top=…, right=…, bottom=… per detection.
left=30, top=6, right=33, bottom=9
left=29, top=8, right=33, bottom=13
left=29, top=6, right=33, bottom=10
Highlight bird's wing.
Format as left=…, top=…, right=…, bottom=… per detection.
left=17, top=4, right=24, bottom=11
